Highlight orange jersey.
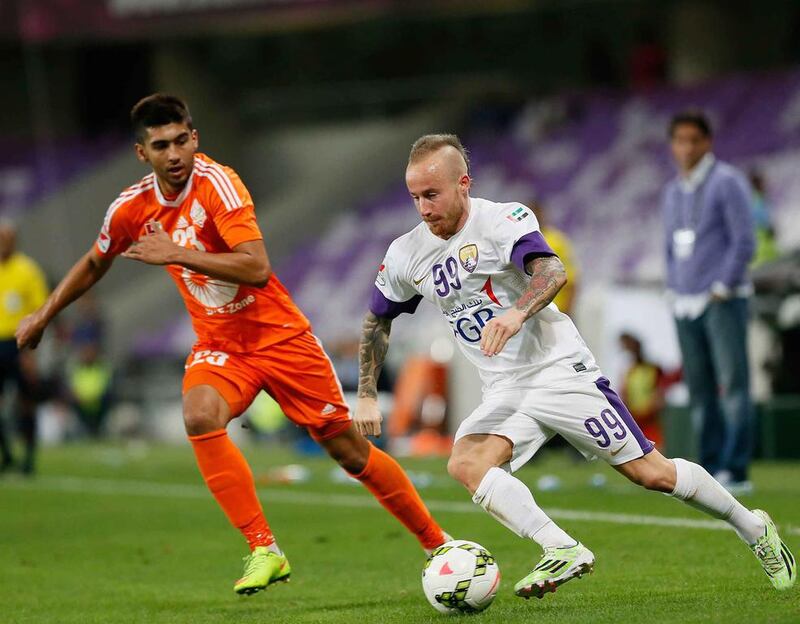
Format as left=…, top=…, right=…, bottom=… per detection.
left=96, top=153, right=310, bottom=352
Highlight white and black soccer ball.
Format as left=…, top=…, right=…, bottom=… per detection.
left=422, top=540, right=500, bottom=614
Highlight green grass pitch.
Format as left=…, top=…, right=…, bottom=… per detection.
left=1, top=442, right=798, bottom=623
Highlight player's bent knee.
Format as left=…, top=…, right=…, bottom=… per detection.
left=639, top=470, right=674, bottom=492
left=618, top=451, right=676, bottom=493
left=333, top=445, right=369, bottom=475
left=447, top=455, right=484, bottom=492
left=446, top=454, right=465, bottom=482
left=184, top=408, right=224, bottom=436
left=627, top=464, right=674, bottom=492
left=183, top=390, right=229, bottom=436
left=320, top=427, right=370, bottom=475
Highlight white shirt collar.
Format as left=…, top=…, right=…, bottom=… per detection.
left=679, top=152, right=715, bottom=193
left=154, top=167, right=194, bottom=207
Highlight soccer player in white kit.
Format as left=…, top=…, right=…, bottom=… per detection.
left=354, top=134, right=795, bottom=598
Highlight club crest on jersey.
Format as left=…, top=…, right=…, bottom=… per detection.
left=375, top=264, right=387, bottom=287
left=190, top=199, right=207, bottom=228
left=458, top=244, right=479, bottom=273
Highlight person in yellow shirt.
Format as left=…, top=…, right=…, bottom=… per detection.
left=530, top=201, right=579, bottom=316
left=0, top=220, right=49, bottom=474
left=619, top=332, right=665, bottom=448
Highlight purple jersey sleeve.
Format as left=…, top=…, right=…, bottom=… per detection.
left=510, top=231, right=557, bottom=274
left=369, top=286, right=423, bottom=319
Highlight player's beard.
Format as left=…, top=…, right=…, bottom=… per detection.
left=433, top=205, right=466, bottom=239
left=426, top=218, right=456, bottom=239
left=164, top=162, right=192, bottom=190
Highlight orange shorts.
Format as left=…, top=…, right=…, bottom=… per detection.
left=182, top=331, right=351, bottom=441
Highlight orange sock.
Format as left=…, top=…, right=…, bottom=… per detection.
left=189, top=429, right=274, bottom=550
left=352, top=444, right=445, bottom=550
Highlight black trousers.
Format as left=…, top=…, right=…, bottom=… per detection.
left=0, top=339, right=37, bottom=473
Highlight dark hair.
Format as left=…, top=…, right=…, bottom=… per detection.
left=668, top=109, right=712, bottom=138
left=409, top=133, right=470, bottom=172
left=130, top=94, right=193, bottom=143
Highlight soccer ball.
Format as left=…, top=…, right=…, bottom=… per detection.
left=422, top=540, right=500, bottom=614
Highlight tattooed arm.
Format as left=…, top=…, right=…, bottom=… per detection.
left=479, top=255, right=567, bottom=357
left=354, top=311, right=394, bottom=436
left=515, top=255, right=567, bottom=319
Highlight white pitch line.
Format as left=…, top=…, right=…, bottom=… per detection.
left=3, top=475, right=799, bottom=536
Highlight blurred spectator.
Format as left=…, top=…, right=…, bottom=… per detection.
left=327, top=337, right=362, bottom=392
left=66, top=342, right=113, bottom=437
left=628, top=24, right=668, bottom=90
left=619, top=332, right=665, bottom=448
left=0, top=219, right=49, bottom=474
left=663, top=110, right=755, bottom=493
left=751, top=251, right=800, bottom=395
left=531, top=201, right=579, bottom=316
left=328, top=336, right=394, bottom=394
left=70, top=293, right=106, bottom=349
left=748, top=169, right=780, bottom=268
left=389, top=356, right=450, bottom=457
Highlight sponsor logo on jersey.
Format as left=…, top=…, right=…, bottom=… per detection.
left=443, top=297, right=484, bottom=319
left=506, top=206, right=530, bottom=222
left=204, top=293, right=256, bottom=316
left=413, top=273, right=429, bottom=286
left=448, top=306, right=495, bottom=343
left=375, top=264, right=387, bottom=287
left=182, top=268, right=239, bottom=308
left=458, top=244, right=479, bottom=273
left=176, top=215, right=189, bottom=230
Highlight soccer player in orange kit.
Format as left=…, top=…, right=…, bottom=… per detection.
left=15, top=94, right=448, bottom=595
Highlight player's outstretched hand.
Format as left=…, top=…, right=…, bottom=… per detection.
left=122, top=221, right=179, bottom=266
left=480, top=308, right=526, bottom=357
left=354, top=397, right=383, bottom=437
left=15, top=312, right=46, bottom=350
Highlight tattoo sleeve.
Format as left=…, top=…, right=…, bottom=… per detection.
left=357, top=311, right=393, bottom=399
left=515, top=255, right=567, bottom=320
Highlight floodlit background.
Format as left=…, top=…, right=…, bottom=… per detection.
left=0, top=3, right=799, bottom=622
left=3, top=0, right=798, bottom=456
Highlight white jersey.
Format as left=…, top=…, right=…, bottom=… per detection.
left=373, top=197, right=599, bottom=392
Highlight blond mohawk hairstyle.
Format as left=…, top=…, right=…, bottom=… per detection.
left=408, top=134, right=470, bottom=173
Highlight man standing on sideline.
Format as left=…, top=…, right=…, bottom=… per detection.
left=0, top=219, right=49, bottom=474
left=663, top=110, right=755, bottom=494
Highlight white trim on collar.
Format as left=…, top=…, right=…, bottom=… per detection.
left=154, top=168, right=194, bottom=207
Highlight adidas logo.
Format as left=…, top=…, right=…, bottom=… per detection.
left=176, top=216, right=189, bottom=229
left=320, top=403, right=336, bottom=415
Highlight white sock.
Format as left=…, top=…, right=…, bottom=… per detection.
left=670, top=458, right=765, bottom=545
left=267, top=542, right=283, bottom=555
left=472, top=466, right=575, bottom=549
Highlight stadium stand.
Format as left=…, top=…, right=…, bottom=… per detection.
left=279, top=69, right=800, bottom=343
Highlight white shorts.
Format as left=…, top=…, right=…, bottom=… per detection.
left=454, top=376, right=654, bottom=472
